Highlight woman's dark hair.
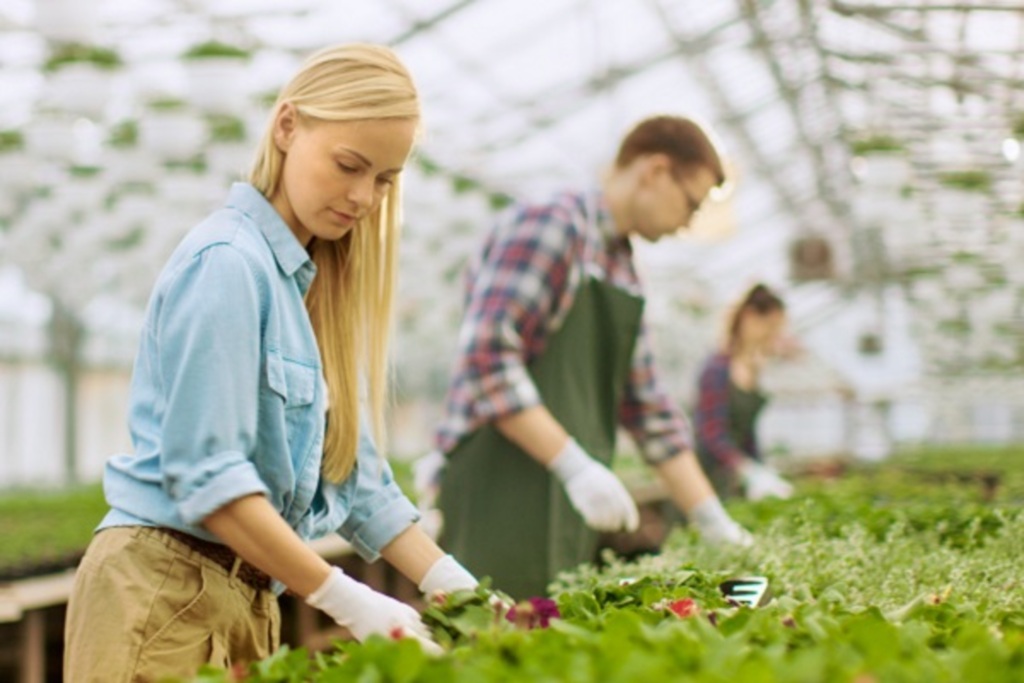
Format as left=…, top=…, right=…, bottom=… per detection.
left=728, top=283, right=785, bottom=348
left=615, top=116, right=726, bottom=185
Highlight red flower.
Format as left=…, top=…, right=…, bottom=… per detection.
left=667, top=598, right=699, bottom=618
left=506, top=597, right=560, bottom=629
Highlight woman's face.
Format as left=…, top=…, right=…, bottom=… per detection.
left=270, top=106, right=417, bottom=246
left=740, top=309, right=786, bottom=350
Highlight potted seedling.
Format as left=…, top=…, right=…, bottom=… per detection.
left=205, top=115, right=250, bottom=180
left=851, top=134, right=910, bottom=191
left=1012, top=114, right=1024, bottom=142
left=0, top=129, right=38, bottom=193
left=933, top=168, right=992, bottom=245
left=851, top=135, right=909, bottom=192
left=104, top=119, right=156, bottom=184
left=182, top=41, right=253, bottom=114
left=62, top=164, right=108, bottom=216
left=42, top=43, right=123, bottom=118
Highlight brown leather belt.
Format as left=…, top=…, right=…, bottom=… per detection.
left=162, top=528, right=272, bottom=592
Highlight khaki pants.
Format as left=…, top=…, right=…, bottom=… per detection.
left=64, top=527, right=280, bottom=683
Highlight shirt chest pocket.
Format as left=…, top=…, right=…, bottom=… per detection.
left=266, top=351, right=317, bottom=407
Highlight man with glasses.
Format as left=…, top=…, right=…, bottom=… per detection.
left=426, top=116, right=751, bottom=598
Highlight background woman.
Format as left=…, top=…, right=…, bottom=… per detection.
left=694, top=283, right=795, bottom=501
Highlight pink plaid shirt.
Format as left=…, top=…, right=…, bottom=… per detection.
left=435, top=189, right=692, bottom=464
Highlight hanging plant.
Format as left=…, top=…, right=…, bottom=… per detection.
left=182, top=41, right=252, bottom=61
left=0, top=130, right=25, bottom=154
left=488, top=193, right=513, bottom=211
left=164, top=156, right=207, bottom=174
left=207, top=115, right=247, bottom=143
left=107, top=120, right=138, bottom=148
left=1013, top=114, right=1024, bottom=140
left=147, top=98, right=188, bottom=112
left=938, top=170, right=992, bottom=193
left=68, top=165, right=102, bottom=178
left=43, top=43, right=122, bottom=71
left=850, top=135, right=905, bottom=156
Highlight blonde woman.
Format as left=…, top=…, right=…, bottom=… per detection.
left=64, top=44, right=476, bottom=682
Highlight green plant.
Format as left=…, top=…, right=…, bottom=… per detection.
left=164, top=156, right=208, bottom=174
left=0, top=130, right=24, bottom=153
left=107, top=120, right=138, bottom=148
left=0, top=485, right=108, bottom=577
left=1013, top=114, right=1024, bottom=140
left=68, top=165, right=102, bottom=178
left=182, top=41, right=252, bottom=60
left=147, top=98, right=188, bottom=112
left=207, top=115, right=247, bottom=143
left=106, top=226, right=145, bottom=251
left=939, top=170, right=992, bottom=192
left=44, top=44, right=122, bottom=71
left=851, top=134, right=905, bottom=155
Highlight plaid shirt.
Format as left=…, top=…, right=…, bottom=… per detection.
left=435, top=189, right=692, bottom=464
left=694, top=352, right=758, bottom=471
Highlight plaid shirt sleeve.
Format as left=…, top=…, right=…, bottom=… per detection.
left=617, top=320, right=694, bottom=464
left=435, top=200, right=581, bottom=453
left=693, top=353, right=747, bottom=471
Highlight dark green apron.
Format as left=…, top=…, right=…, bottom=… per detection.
left=697, top=380, right=768, bottom=499
left=439, top=275, right=643, bottom=598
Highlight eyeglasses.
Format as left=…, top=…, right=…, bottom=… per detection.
left=682, top=186, right=704, bottom=215
left=679, top=180, right=707, bottom=217
left=669, top=168, right=707, bottom=216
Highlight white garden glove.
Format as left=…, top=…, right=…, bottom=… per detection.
left=548, top=438, right=640, bottom=533
left=689, top=496, right=754, bottom=547
left=306, top=567, right=441, bottom=654
left=740, top=461, right=794, bottom=501
left=418, top=554, right=478, bottom=596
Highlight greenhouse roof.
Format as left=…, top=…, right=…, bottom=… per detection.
left=0, top=0, right=1022, bottom=375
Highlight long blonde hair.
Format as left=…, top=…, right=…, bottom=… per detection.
left=250, top=44, right=419, bottom=482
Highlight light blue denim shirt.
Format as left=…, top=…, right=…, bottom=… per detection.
left=101, top=183, right=419, bottom=570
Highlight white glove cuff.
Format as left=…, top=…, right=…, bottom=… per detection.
left=548, top=438, right=591, bottom=482
left=689, top=496, right=730, bottom=529
left=306, top=566, right=345, bottom=608
left=418, top=554, right=478, bottom=595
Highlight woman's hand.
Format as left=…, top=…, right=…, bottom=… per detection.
left=306, top=566, right=442, bottom=654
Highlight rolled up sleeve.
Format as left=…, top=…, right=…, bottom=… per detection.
left=435, top=204, right=579, bottom=452
left=156, top=245, right=269, bottom=525
left=338, top=425, right=420, bottom=562
left=618, top=321, right=693, bottom=464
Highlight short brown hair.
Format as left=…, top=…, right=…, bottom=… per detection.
left=615, top=116, right=725, bottom=185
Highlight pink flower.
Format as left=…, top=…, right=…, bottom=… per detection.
left=506, top=597, right=560, bottom=629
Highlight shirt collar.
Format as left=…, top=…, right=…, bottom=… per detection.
left=587, top=188, right=624, bottom=244
left=224, top=183, right=315, bottom=288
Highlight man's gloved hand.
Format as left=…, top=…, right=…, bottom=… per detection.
left=418, top=554, right=478, bottom=596
left=306, top=567, right=441, bottom=654
left=548, top=438, right=640, bottom=533
left=689, top=496, right=754, bottom=547
left=740, top=461, right=794, bottom=501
